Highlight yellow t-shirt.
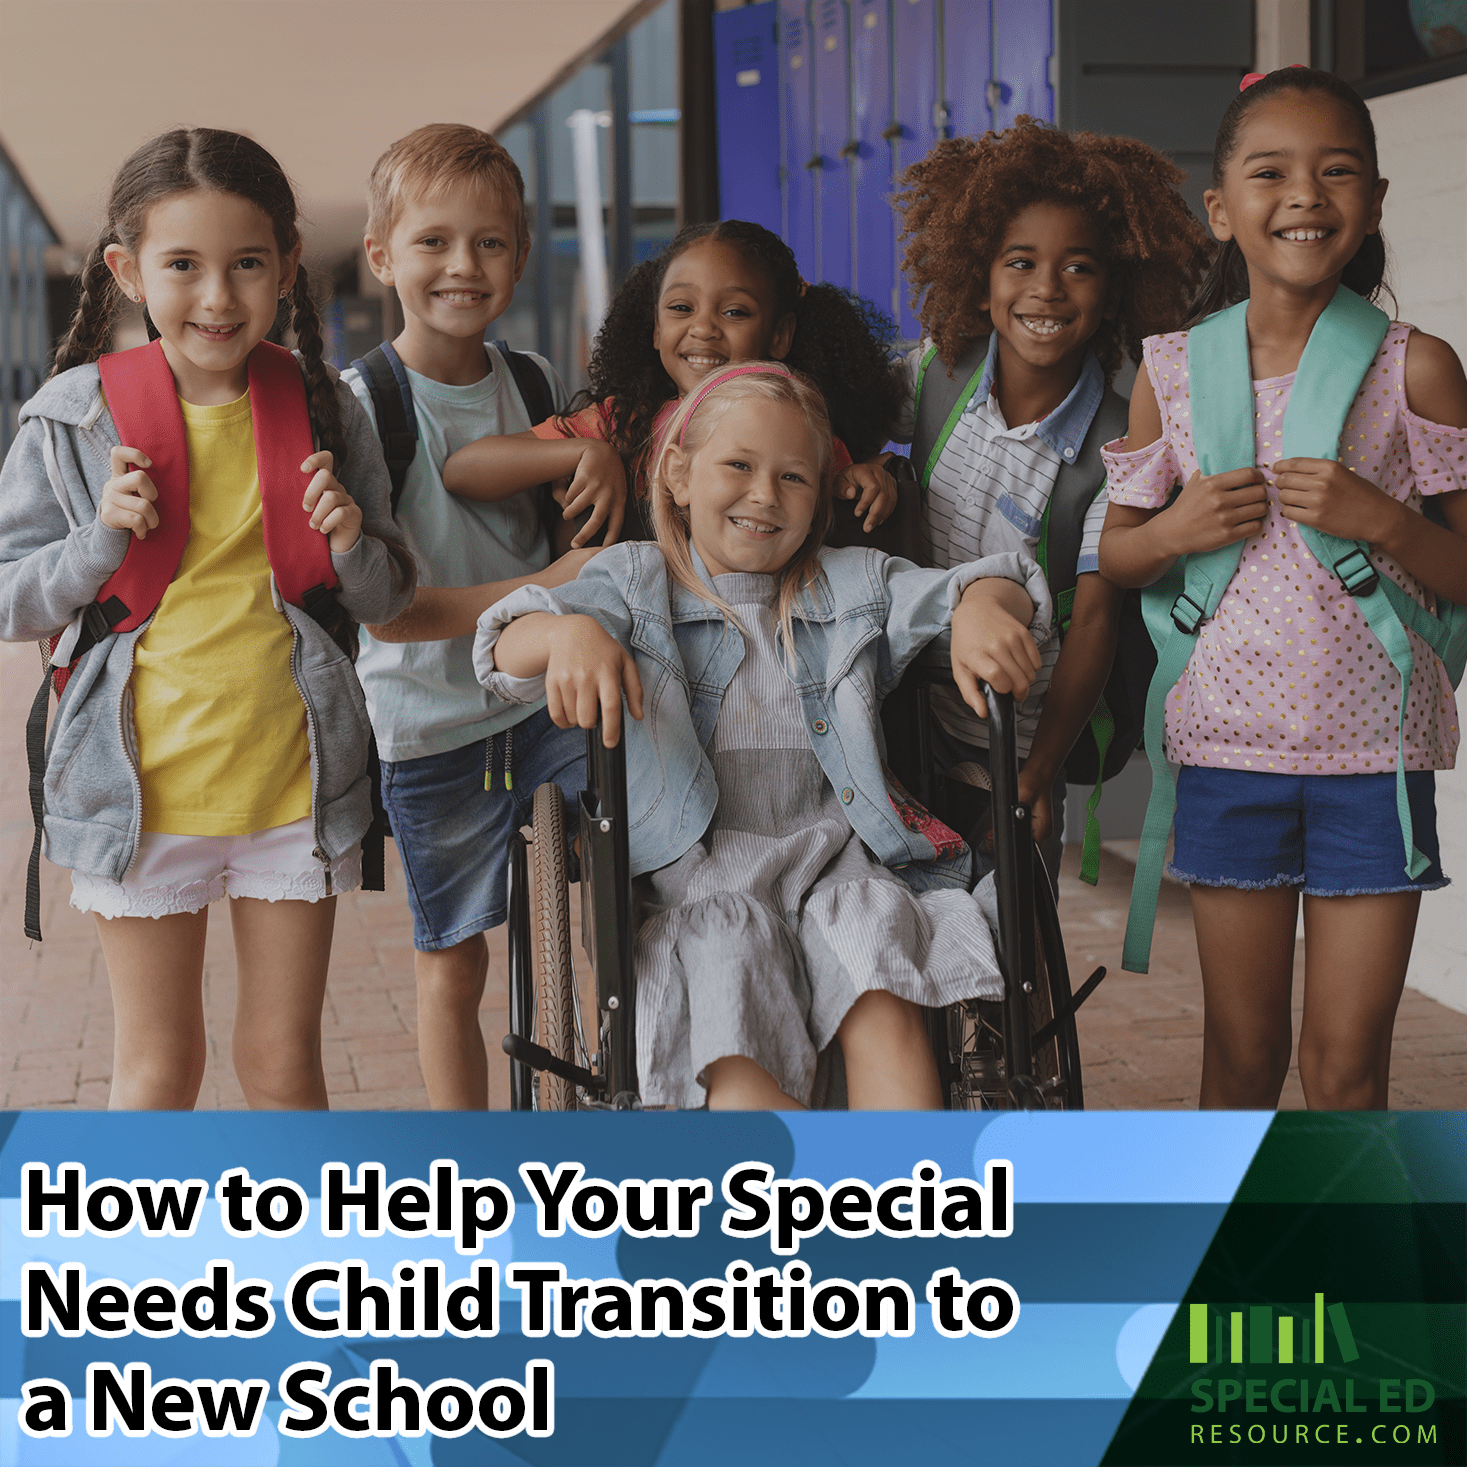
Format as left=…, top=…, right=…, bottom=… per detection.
left=130, top=391, right=312, bottom=835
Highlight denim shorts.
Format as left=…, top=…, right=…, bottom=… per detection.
left=380, top=707, right=585, bottom=951
left=1170, top=766, right=1448, bottom=897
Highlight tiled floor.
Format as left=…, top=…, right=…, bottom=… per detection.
left=4, top=638, right=1464, bottom=1110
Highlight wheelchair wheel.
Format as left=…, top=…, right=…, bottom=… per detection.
left=530, top=783, right=578, bottom=1111
left=943, top=864, right=1082, bottom=1110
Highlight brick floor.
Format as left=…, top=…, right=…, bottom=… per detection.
left=3, top=637, right=1464, bottom=1110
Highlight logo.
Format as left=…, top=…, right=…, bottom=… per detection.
left=1188, top=1293, right=1357, bottom=1366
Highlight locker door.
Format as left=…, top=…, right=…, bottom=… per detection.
left=849, top=0, right=895, bottom=317
left=890, top=0, right=939, bottom=341
left=714, top=1, right=783, bottom=233
left=943, top=0, right=995, bottom=140
left=780, top=0, right=818, bottom=277
left=992, top=0, right=1054, bottom=128
left=812, top=0, right=852, bottom=288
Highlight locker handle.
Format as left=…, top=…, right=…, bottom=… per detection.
left=839, top=139, right=861, bottom=159
left=880, top=121, right=906, bottom=142
left=804, top=153, right=826, bottom=171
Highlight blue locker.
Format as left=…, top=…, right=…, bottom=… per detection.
left=890, top=0, right=940, bottom=340
left=849, top=0, right=895, bottom=321
left=812, top=0, right=852, bottom=289
left=992, top=0, right=1054, bottom=128
left=943, top=0, right=995, bottom=140
left=714, top=2, right=783, bottom=234
left=779, top=0, right=818, bottom=279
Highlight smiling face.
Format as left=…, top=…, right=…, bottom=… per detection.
left=980, top=201, right=1111, bottom=378
left=667, top=396, right=822, bottom=579
left=366, top=183, right=527, bottom=348
left=653, top=238, right=796, bottom=397
left=1205, top=90, right=1386, bottom=296
left=104, top=189, right=297, bottom=404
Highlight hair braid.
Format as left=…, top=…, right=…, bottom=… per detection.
left=50, top=242, right=122, bottom=376
left=288, top=264, right=345, bottom=467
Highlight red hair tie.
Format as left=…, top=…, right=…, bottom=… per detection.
left=1240, top=63, right=1307, bottom=91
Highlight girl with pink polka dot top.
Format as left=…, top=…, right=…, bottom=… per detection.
left=1099, top=68, right=1467, bottom=1111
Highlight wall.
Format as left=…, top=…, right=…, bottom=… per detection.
left=1368, top=72, right=1467, bottom=1013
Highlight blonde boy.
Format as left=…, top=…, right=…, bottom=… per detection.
left=346, top=124, right=609, bottom=1109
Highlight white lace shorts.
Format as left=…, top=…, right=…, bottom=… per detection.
left=69, top=818, right=362, bottom=920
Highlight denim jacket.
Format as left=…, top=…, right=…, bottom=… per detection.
left=474, top=541, right=1050, bottom=892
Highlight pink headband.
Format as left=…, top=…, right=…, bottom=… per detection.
left=1240, top=63, right=1306, bottom=91
left=676, top=362, right=794, bottom=444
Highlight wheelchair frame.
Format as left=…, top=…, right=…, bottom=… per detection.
left=503, top=681, right=1106, bottom=1112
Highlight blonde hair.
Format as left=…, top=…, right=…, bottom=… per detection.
left=366, top=123, right=529, bottom=255
left=648, top=367, right=836, bottom=650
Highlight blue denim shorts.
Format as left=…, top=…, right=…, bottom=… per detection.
left=381, top=707, right=585, bottom=951
left=1170, top=766, right=1448, bottom=897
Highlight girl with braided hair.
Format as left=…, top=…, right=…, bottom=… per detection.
left=443, top=220, right=907, bottom=541
left=0, top=128, right=414, bottom=1109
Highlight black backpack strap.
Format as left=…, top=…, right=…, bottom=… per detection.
left=351, top=343, right=417, bottom=513
left=1042, top=385, right=1133, bottom=611
left=911, top=335, right=991, bottom=490
left=489, top=340, right=556, bottom=426
left=24, top=659, right=53, bottom=942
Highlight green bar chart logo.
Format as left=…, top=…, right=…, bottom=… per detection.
left=1189, top=1293, right=1360, bottom=1366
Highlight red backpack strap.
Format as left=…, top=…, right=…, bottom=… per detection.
left=247, top=341, right=336, bottom=607
left=94, top=340, right=192, bottom=630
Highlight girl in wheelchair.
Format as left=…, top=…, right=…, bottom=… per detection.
left=473, top=365, right=1050, bottom=1110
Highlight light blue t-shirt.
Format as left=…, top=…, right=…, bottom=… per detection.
left=344, top=345, right=567, bottom=762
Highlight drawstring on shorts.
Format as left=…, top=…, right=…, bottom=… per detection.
left=485, top=726, right=514, bottom=792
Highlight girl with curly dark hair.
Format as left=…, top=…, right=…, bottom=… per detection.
left=442, top=220, right=908, bottom=541
left=891, top=117, right=1211, bottom=888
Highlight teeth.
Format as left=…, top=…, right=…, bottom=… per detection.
left=1018, top=317, right=1065, bottom=335
left=1280, top=229, right=1330, bottom=241
left=684, top=355, right=724, bottom=366
left=435, top=291, right=483, bottom=301
left=731, top=518, right=777, bottom=534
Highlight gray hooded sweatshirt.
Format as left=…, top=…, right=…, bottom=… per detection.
left=0, top=361, right=413, bottom=883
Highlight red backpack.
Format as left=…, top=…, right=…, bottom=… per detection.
left=25, top=340, right=373, bottom=941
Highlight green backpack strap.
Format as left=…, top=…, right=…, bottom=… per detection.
left=1122, top=287, right=1400, bottom=971
left=912, top=338, right=991, bottom=489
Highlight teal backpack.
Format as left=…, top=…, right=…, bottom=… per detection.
left=1122, top=285, right=1467, bottom=973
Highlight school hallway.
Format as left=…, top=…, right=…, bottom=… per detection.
left=4, top=637, right=1464, bottom=1113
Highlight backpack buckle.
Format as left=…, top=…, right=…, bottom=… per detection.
left=1333, top=548, right=1379, bottom=597
left=1170, top=593, right=1206, bottom=635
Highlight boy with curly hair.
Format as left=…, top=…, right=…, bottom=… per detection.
left=892, top=118, right=1211, bottom=885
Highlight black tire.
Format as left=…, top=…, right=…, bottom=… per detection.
left=944, top=863, right=1082, bottom=1110
left=530, top=783, right=577, bottom=1110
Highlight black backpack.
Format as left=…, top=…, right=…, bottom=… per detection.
left=350, top=338, right=557, bottom=513
left=910, top=337, right=1156, bottom=881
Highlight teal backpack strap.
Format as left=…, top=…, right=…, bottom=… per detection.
left=1121, top=302, right=1254, bottom=971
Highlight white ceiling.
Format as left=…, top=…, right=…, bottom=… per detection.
left=0, top=0, right=649, bottom=267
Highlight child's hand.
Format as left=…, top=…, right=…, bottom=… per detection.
left=950, top=581, right=1042, bottom=715
left=1161, top=467, right=1268, bottom=555
left=302, top=451, right=362, bottom=554
left=1017, top=767, right=1055, bottom=846
left=1274, top=458, right=1401, bottom=546
left=834, top=457, right=899, bottom=532
left=544, top=613, right=644, bottom=747
left=563, top=441, right=627, bottom=547
left=99, top=446, right=160, bottom=541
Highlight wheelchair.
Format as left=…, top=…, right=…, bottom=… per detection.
left=503, top=681, right=1106, bottom=1112
left=502, top=455, right=1107, bottom=1111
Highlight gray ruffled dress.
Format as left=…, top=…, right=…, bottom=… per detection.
left=634, top=573, right=1003, bottom=1108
